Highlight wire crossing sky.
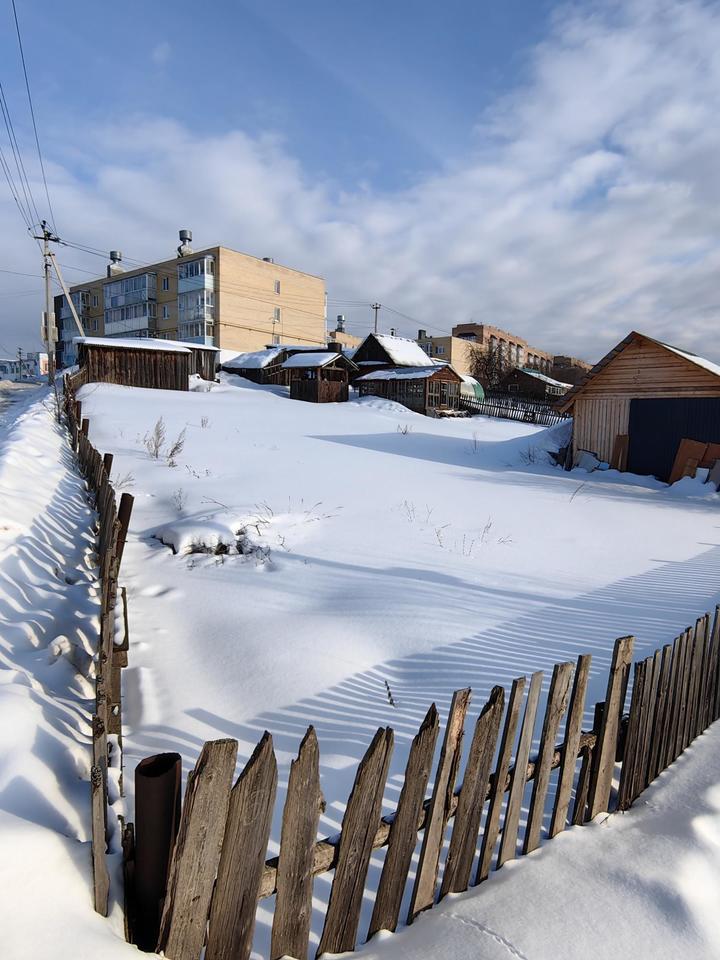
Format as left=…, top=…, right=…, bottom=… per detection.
left=0, top=0, right=719, bottom=361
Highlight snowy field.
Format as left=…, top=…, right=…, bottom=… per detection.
left=2, top=378, right=720, bottom=958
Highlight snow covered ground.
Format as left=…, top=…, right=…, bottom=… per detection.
left=74, top=374, right=720, bottom=955
left=2, top=378, right=719, bottom=958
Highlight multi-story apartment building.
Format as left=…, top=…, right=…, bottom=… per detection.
left=449, top=322, right=554, bottom=374
left=551, top=355, right=593, bottom=385
left=416, top=330, right=475, bottom=376
left=56, top=231, right=327, bottom=368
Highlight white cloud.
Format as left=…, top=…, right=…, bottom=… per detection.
left=2, top=0, right=720, bottom=363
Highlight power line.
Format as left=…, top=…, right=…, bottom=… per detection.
left=10, top=0, right=56, bottom=231
left=0, top=80, right=37, bottom=227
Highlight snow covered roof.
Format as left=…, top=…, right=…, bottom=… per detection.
left=74, top=336, right=191, bottom=354
left=663, top=341, right=720, bottom=378
left=282, top=352, right=351, bottom=369
left=519, top=368, right=572, bottom=389
left=222, top=347, right=284, bottom=370
left=356, top=365, right=449, bottom=381
left=373, top=334, right=434, bottom=366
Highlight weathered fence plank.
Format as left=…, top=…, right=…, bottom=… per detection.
left=317, top=727, right=394, bottom=958
left=440, top=686, right=505, bottom=898
left=368, top=706, right=439, bottom=938
left=633, top=654, right=658, bottom=799
left=550, top=654, right=591, bottom=837
left=475, top=676, right=526, bottom=883
left=157, top=739, right=238, bottom=960
left=573, top=701, right=603, bottom=825
left=647, top=644, right=673, bottom=782
left=586, top=636, right=634, bottom=819
left=206, top=734, right=277, bottom=960
left=618, top=660, right=647, bottom=810
left=498, top=670, right=542, bottom=867
left=271, top=727, right=323, bottom=960
left=524, top=662, right=573, bottom=853
left=408, top=688, right=471, bottom=920
left=91, top=760, right=110, bottom=916
left=674, top=629, right=693, bottom=758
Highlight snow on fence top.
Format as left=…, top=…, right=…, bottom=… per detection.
left=356, top=365, right=446, bottom=381
left=374, top=334, right=434, bottom=366
left=282, top=352, right=345, bottom=369
left=74, top=336, right=191, bottom=355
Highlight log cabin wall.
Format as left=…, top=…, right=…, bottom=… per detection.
left=82, top=345, right=191, bottom=391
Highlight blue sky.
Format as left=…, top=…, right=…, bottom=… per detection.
left=1, top=0, right=720, bottom=361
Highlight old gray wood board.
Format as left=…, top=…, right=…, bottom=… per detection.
left=271, top=727, right=323, bottom=960
left=157, top=738, right=238, bottom=960
left=368, top=706, right=439, bottom=939
left=317, top=727, right=393, bottom=957
left=550, top=654, right=591, bottom=837
left=206, top=733, right=277, bottom=960
left=439, top=686, right=505, bottom=898
left=587, top=636, right=634, bottom=819
left=498, top=670, right=542, bottom=867
left=525, top=662, right=573, bottom=853
left=408, top=688, right=471, bottom=921
left=475, top=676, right=526, bottom=884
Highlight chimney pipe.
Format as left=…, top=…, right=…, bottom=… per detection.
left=107, top=250, right=124, bottom=277
left=177, top=229, right=193, bottom=257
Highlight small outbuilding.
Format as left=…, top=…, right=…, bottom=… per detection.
left=356, top=364, right=463, bottom=415
left=503, top=367, right=571, bottom=402
left=282, top=350, right=358, bottom=403
left=221, top=345, right=321, bottom=385
left=74, top=337, right=193, bottom=391
left=558, top=331, right=720, bottom=479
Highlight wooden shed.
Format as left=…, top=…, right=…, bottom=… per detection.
left=503, top=367, right=571, bottom=402
left=282, top=350, right=358, bottom=403
left=221, top=345, right=320, bottom=385
left=356, top=364, right=462, bottom=415
left=352, top=333, right=435, bottom=379
left=558, top=331, right=720, bottom=479
left=75, top=337, right=191, bottom=391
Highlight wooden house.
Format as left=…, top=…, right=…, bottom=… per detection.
left=282, top=350, right=358, bottom=403
left=502, top=367, right=571, bottom=402
left=557, top=331, right=720, bottom=479
left=356, top=364, right=463, bottom=415
left=75, top=337, right=192, bottom=391
left=221, top=345, right=319, bottom=385
left=351, top=333, right=435, bottom=378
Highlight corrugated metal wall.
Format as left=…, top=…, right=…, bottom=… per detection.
left=627, top=397, right=720, bottom=480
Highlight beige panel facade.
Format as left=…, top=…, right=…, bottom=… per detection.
left=416, top=334, right=475, bottom=376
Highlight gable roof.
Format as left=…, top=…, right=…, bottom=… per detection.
left=557, top=331, right=720, bottom=411
left=74, top=336, right=191, bottom=354
left=356, top=333, right=433, bottom=367
left=356, top=364, right=462, bottom=382
left=282, top=351, right=357, bottom=370
left=516, top=367, right=572, bottom=389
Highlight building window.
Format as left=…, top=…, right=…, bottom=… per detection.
left=177, top=257, right=215, bottom=280
left=435, top=345, right=445, bottom=356
left=162, top=277, right=170, bottom=291
left=162, top=305, right=170, bottom=320
left=274, top=280, right=281, bottom=294
left=274, top=307, right=281, bottom=322
left=92, top=294, right=98, bottom=307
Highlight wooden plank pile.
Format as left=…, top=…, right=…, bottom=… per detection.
left=122, top=614, right=720, bottom=960
left=64, top=375, right=134, bottom=916
left=669, top=438, right=720, bottom=485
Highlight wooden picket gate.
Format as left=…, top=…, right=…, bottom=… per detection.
left=64, top=375, right=134, bottom=916
left=125, top=607, right=720, bottom=960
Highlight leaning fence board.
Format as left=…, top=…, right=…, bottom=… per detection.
left=524, top=662, right=573, bottom=854
left=704, top=608, right=720, bottom=729
left=91, top=760, right=110, bottom=915
left=647, top=644, right=673, bottom=781
left=440, top=687, right=505, bottom=898
left=475, top=676, right=526, bottom=883
left=690, top=617, right=708, bottom=741
left=368, top=706, right=439, bottom=938
left=271, top=727, right=323, bottom=960
left=661, top=635, right=684, bottom=770
left=498, top=671, right=542, bottom=867
left=317, top=727, right=394, bottom=958
left=633, top=654, right=658, bottom=799
left=157, top=739, right=238, bottom=960
left=550, top=654, right=591, bottom=837
left=206, top=734, right=277, bottom=960
left=587, top=636, right=634, bottom=819
left=408, top=688, right=471, bottom=921
left=573, top=702, right=603, bottom=825
left=618, top=659, right=647, bottom=809
left=673, top=629, right=693, bottom=759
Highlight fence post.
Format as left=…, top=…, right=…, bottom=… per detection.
left=586, top=636, right=634, bottom=819
left=133, top=753, right=182, bottom=950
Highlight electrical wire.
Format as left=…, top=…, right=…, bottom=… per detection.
left=0, top=81, right=37, bottom=228
left=10, top=0, right=56, bottom=232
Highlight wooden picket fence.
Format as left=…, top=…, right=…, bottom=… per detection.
left=125, top=608, right=720, bottom=960
left=460, top=393, right=569, bottom=426
left=64, top=375, right=134, bottom=916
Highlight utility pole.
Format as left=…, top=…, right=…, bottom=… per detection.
left=33, top=220, right=58, bottom=385
left=371, top=302, right=381, bottom=334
